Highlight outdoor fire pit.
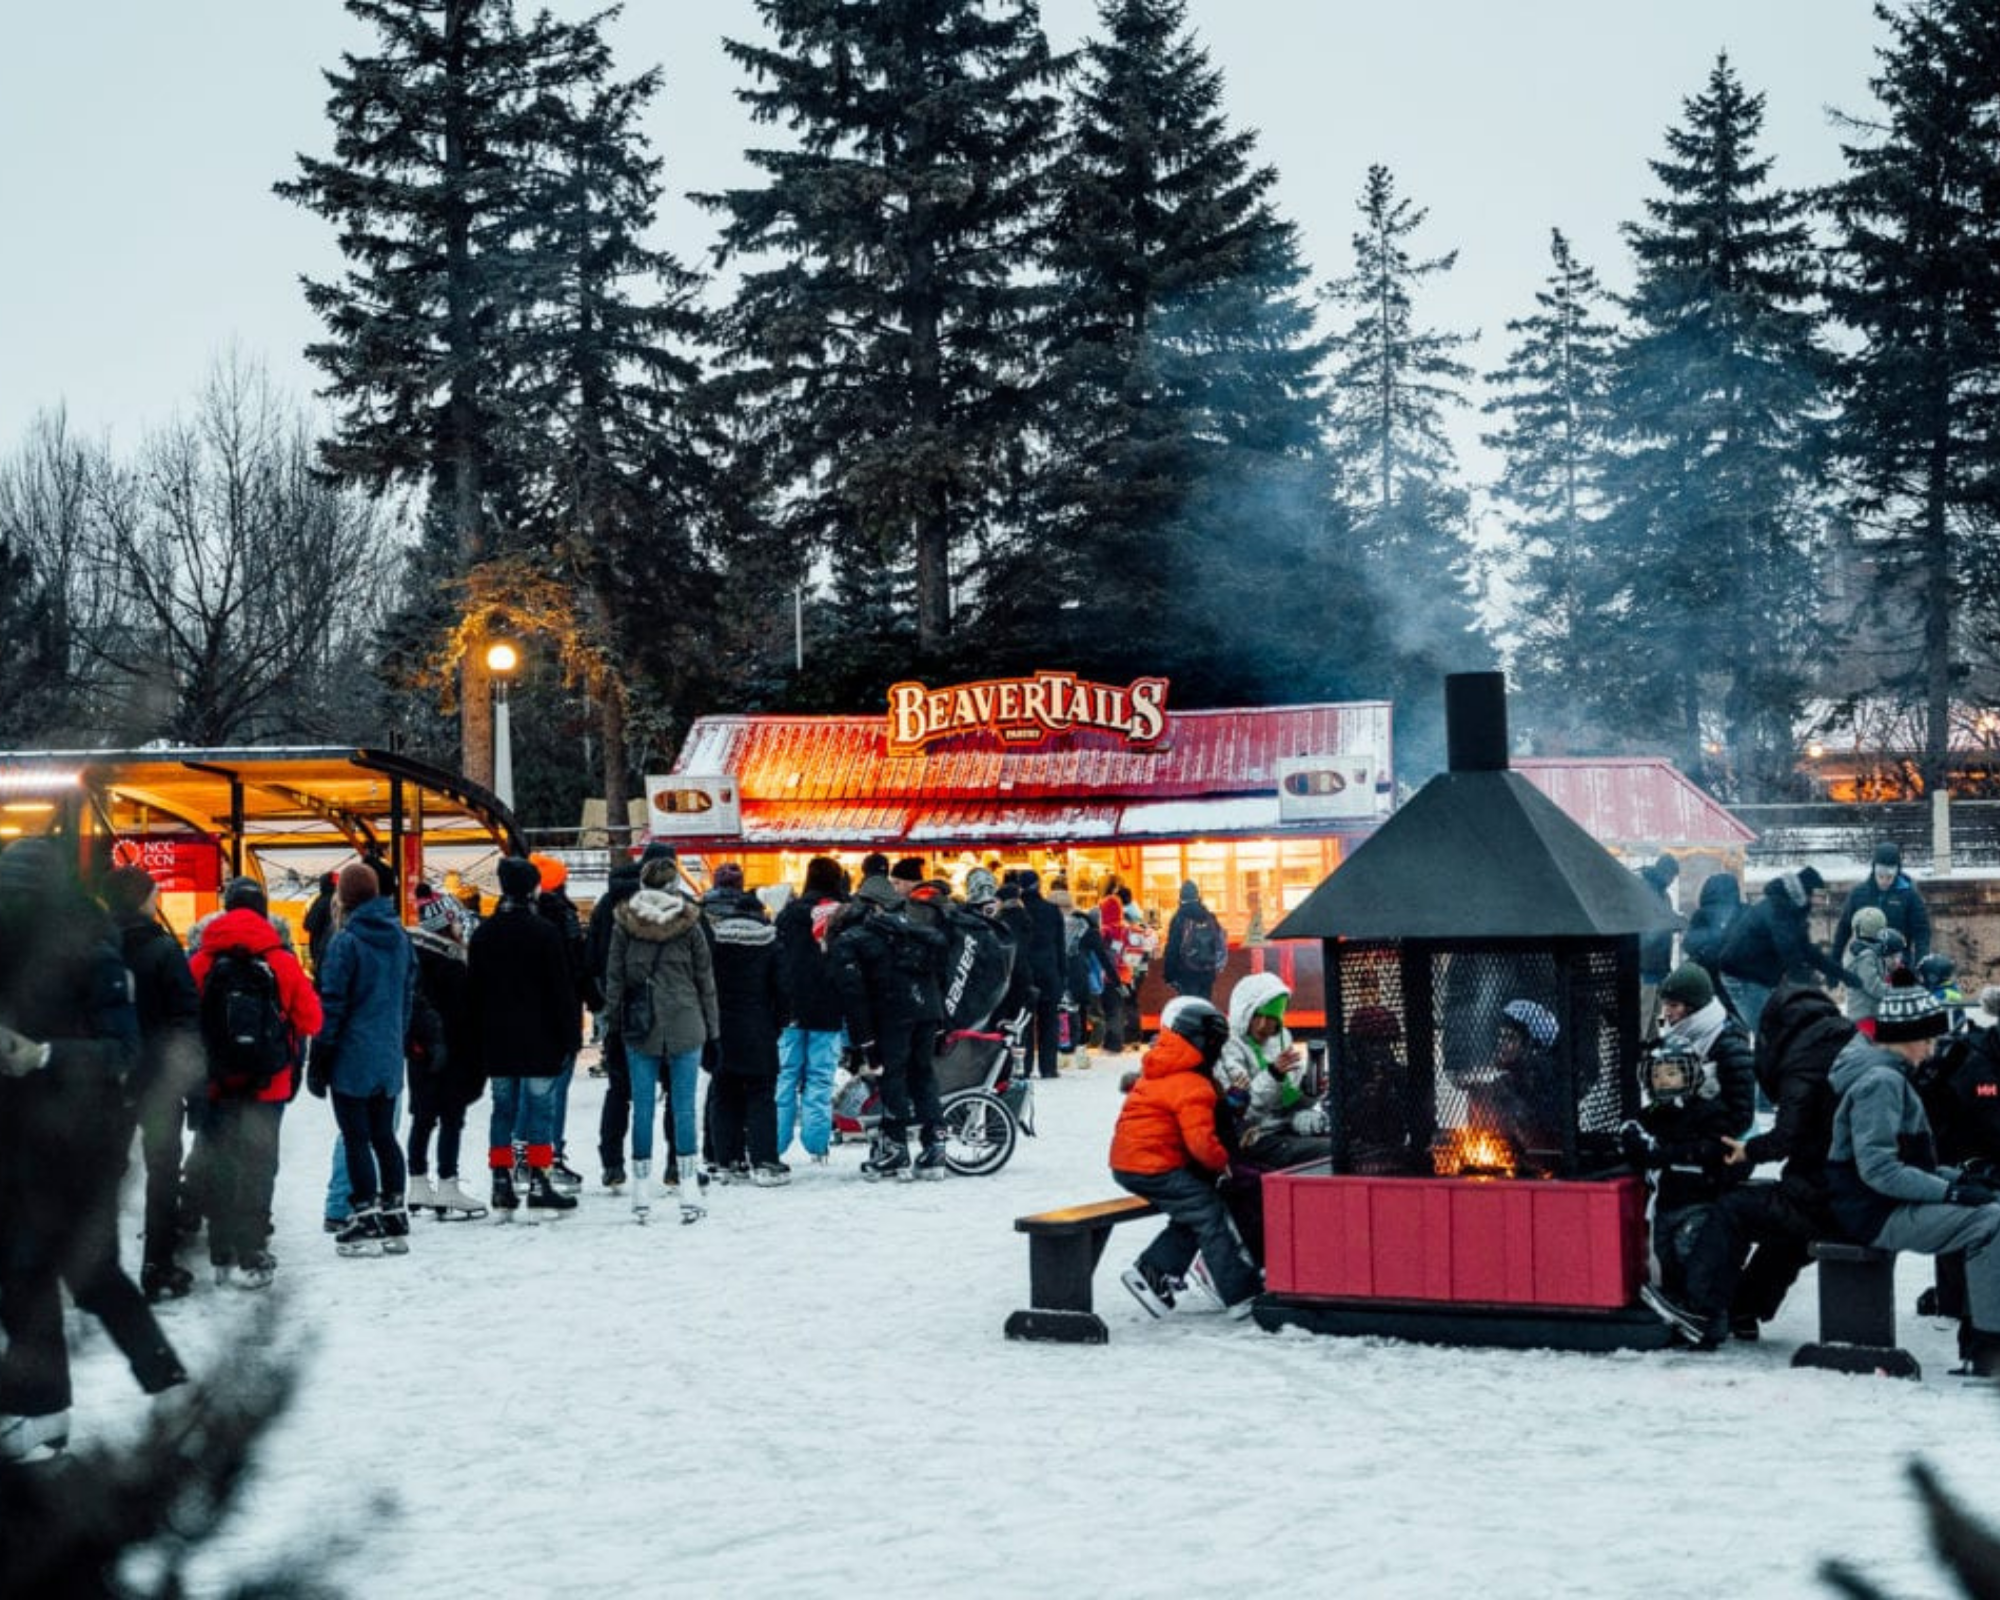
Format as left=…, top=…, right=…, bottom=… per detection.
left=1257, top=672, right=1679, bottom=1351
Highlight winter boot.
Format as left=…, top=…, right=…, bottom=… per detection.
left=335, top=1202, right=386, bottom=1258
left=432, top=1176, right=488, bottom=1220
left=142, top=1260, right=194, bottom=1303
left=407, top=1172, right=439, bottom=1215
left=632, top=1159, right=652, bottom=1222
left=677, top=1152, right=709, bottom=1224
left=490, top=1165, right=520, bottom=1217
left=379, top=1194, right=411, bottom=1255
left=913, top=1131, right=949, bottom=1181
left=860, top=1130, right=912, bottom=1183
left=526, top=1166, right=578, bottom=1215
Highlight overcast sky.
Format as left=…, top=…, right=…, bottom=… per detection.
left=1, top=1, right=1890, bottom=477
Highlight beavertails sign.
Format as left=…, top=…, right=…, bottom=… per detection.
left=887, top=674, right=1170, bottom=750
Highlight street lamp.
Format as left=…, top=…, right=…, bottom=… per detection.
left=486, top=639, right=521, bottom=811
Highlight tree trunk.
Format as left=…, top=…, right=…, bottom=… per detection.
left=601, top=686, right=630, bottom=851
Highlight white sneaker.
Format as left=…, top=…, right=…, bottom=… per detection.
left=0, top=1409, right=69, bottom=1463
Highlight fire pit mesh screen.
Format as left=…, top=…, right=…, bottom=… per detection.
left=1327, top=939, right=1632, bottom=1179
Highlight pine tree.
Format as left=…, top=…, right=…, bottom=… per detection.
left=277, top=0, right=591, bottom=784
left=1602, top=55, right=1827, bottom=796
left=701, top=0, right=1064, bottom=689
left=509, top=22, right=720, bottom=837
left=1822, top=0, right=2000, bottom=796
left=1009, top=0, right=1337, bottom=702
left=1483, top=228, right=1623, bottom=750
left=1321, top=164, right=1488, bottom=720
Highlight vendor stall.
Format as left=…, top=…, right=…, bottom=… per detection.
left=647, top=677, right=1396, bottom=1028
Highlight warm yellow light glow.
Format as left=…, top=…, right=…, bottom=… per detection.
left=0, top=800, right=57, bottom=814
left=1805, top=741, right=1825, bottom=760
left=0, top=769, right=80, bottom=792
left=485, top=640, right=521, bottom=676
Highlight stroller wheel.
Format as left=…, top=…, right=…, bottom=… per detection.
left=940, top=1090, right=1017, bottom=1177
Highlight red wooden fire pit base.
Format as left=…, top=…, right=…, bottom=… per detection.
left=1264, top=1167, right=1652, bottom=1310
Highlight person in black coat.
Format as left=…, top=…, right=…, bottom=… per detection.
left=1681, top=871, right=1742, bottom=999
left=303, top=871, right=338, bottom=974
left=773, top=854, right=848, bottom=1163
left=703, top=866, right=789, bottom=1181
left=1018, top=869, right=1066, bottom=1080
left=1717, top=867, right=1843, bottom=1037
left=101, top=866, right=205, bottom=1303
left=831, top=876, right=951, bottom=1179
left=1621, top=963, right=1757, bottom=1348
left=0, top=840, right=184, bottom=1461
left=1715, top=982, right=1852, bottom=1335
left=405, top=885, right=486, bottom=1219
left=1831, top=840, right=1932, bottom=968
left=467, top=856, right=581, bottom=1214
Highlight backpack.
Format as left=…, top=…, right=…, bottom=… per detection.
left=200, top=946, right=290, bottom=1090
left=938, top=904, right=1014, bottom=1033
left=1181, top=912, right=1226, bottom=976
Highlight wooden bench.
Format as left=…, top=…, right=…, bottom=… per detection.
left=1004, top=1197, right=1162, bottom=1344
left=1790, top=1242, right=1920, bottom=1380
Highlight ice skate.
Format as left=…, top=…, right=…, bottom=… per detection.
left=379, top=1194, right=411, bottom=1255
left=490, top=1165, right=520, bottom=1220
left=913, top=1134, right=948, bottom=1181
left=632, top=1159, right=652, bottom=1223
left=432, top=1175, right=488, bottom=1220
left=335, top=1202, right=385, bottom=1258
left=860, top=1130, right=911, bottom=1183
left=142, top=1260, right=194, bottom=1303
left=602, top=1163, right=627, bottom=1193
left=1120, top=1262, right=1179, bottom=1318
left=407, top=1173, right=439, bottom=1214
left=526, top=1166, right=578, bottom=1215
left=0, top=1409, right=70, bottom=1464
left=677, top=1152, right=708, bottom=1223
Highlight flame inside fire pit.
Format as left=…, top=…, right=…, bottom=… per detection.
left=1431, top=1125, right=1520, bottom=1179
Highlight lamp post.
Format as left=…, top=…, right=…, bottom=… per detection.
left=486, top=639, right=521, bottom=811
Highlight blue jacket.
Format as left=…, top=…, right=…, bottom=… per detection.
left=316, top=898, right=416, bottom=1099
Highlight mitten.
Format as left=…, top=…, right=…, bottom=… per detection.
left=0, top=1024, right=50, bottom=1078
left=1292, top=1103, right=1330, bottom=1136
left=1944, top=1176, right=1998, bottom=1207
left=1618, top=1120, right=1657, bottom=1167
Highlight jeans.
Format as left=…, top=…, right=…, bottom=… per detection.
left=1113, top=1165, right=1260, bottom=1307
left=623, top=1048, right=702, bottom=1165
left=1721, top=977, right=1773, bottom=1040
left=549, top=1051, right=576, bottom=1157
left=776, top=1027, right=844, bottom=1157
left=326, top=1090, right=402, bottom=1221
left=488, top=1075, right=563, bottom=1167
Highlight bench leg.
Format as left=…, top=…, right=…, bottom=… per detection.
left=1792, top=1259, right=1920, bottom=1380
left=1005, top=1229, right=1117, bottom=1344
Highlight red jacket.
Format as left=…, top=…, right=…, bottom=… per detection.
left=1109, top=1031, right=1230, bottom=1175
left=1098, top=897, right=1134, bottom=984
left=189, top=908, right=323, bottom=1102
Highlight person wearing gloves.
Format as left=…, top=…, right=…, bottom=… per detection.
left=310, top=862, right=417, bottom=1258
left=1621, top=963, right=1757, bottom=1349
left=1831, top=840, right=1931, bottom=969
left=1215, top=972, right=1325, bottom=1168
left=1826, top=974, right=2000, bottom=1376
left=1110, top=997, right=1260, bottom=1320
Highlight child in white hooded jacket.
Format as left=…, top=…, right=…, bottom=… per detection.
left=1214, top=972, right=1325, bottom=1165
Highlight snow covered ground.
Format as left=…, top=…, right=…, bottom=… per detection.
left=65, top=1049, right=2000, bottom=1599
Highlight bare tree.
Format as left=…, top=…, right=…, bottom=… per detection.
left=73, top=358, right=401, bottom=746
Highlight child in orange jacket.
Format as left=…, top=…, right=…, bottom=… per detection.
left=1110, top=997, right=1261, bottom=1318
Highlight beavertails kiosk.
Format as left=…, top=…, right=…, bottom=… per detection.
left=1256, top=673, right=1679, bottom=1351
left=647, top=676, right=1396, bottom=1031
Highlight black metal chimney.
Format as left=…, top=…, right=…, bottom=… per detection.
left=1445, top=671, right=1509, bottom=774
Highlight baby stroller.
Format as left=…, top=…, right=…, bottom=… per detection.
left=831, top=1009, right=1035, bottom=1176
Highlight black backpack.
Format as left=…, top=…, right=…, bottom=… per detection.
left=200, top=946, right=290, bottom=1090
left=1181, top=911, right=1226, bottom=975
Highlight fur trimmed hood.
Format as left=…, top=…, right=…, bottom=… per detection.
left=614, top=887, right=702, bottom=943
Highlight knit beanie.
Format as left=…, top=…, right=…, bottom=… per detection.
left=1873, top=841, right=1902, bottom=869
left=640, top=841, right=679, bottom=867
left=1179, top=880, right=1201, bottom=904
left=965, top=867, right=999, bottom=906
left=531, top=852, right=567, bottom=891
left=1875, top=972, right=1946, bottom=1044
left=223, top=875, right=269, bottom=915
left=803, top=856, right=844, bottom=897
left=861, top=852, right=890, bottom=879
left=496, top=856, right=541, bottom=900
left=714, top=863, right=746, bottom=892
left=1657, top=962, right=1714, bottom=1011
left=891, top=856, right=927, bottom=884
left=103, top=865, right=159, bottom=918
left=337, top=862, right=380, bottom=909
left=1852, top=906, right=1888, bottom=941
left=415, top=884, right=459, bottom=938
